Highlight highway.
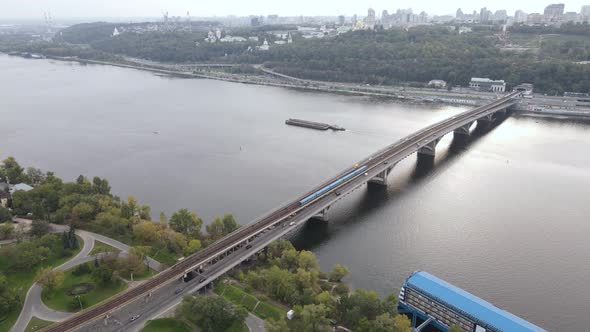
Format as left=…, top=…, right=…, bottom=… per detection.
left=42, top=91, right=520, bottom=332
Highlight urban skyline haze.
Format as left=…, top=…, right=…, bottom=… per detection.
left=0, top=0, right=587, bottom=20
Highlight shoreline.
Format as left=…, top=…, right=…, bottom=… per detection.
left=35, top=54, right=488, bottom=107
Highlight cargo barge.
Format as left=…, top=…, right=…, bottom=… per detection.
left=285, top=118, right=345, bottom=131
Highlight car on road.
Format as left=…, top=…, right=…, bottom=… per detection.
left=175, top=288, right=182, bottom=294
left=335, top=190, right=341, bottom=196
left=289, top=222, right=296, bottom=226
left=245, top=244, right=252, bottom=249
left=129, top=315, right=140, bottom=322
left=199, top=276, right=206, bottom=283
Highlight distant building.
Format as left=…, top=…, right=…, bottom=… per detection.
left=365, top=8, right=376, bottom=29
left=112, top=27, right=120, bottom=37
left=514, top=83, right=534, bottom=96
left=544, top=3, right=565, bottom=22
left=219, top=35, right=247, bottom=43
left=338, top=15, right=345, bottom=26
left=469, top=77, right=506, bottom=92
left=428, top=80, right=447, bottom=88
left=514, top=10, right=528, bottom=23
left=456, top=8, right=464, bottom=20
left=583, top=5, right=590, bottom=20
left=0, top=191, right=8, bottom=208
left=259, top=38, right=270, bottom=51
left=9, top=183, right=33, bottom=195
left=480, top=7, right=492, bottom=23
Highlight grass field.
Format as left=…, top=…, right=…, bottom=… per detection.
left=0, top=235, right=83, bottom=332
left=89, top=240, right=120, bottom=256
left=214, top=283, right=287, bottom=321
left=24, top=317, right=53, bottom=332
left=42, top=267, right=127, bottom=313
left=141, top=318, right=191, bottom=332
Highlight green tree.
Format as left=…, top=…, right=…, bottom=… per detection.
left=298, top=250, right=320, bottom=271
left=36, top=268, right=65, bottom=292
left=0, top=274, right=17, bottom=316
left=179, top=295, right=247, bottom=332
left=297, top=304, right=332, bottom=332
left=265, top=318, right=290, bottom=332
left=1, top=157, right=26, bottom=183
left=329, top=264, right=349, bottom=282
left=92, top=176, right=111, bottom=195
left=0, top=222, right=14, bottom=240
left=185, top=239, right=202, bottom=255
left=392, top=314, right=412, bottom=332
left=30, top=219, right=50, bottom=237
left=170, top=208, right=202, bottom=238
left=26, top=167, right=46, bottom=186
left=222, top=213, right=239, bottom=234
left=159, top=212, right=167, bottom=224
left=0, top=206, right=12, bottom=223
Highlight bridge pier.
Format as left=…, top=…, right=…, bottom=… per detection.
left=453, top=121, right=473, bottom=137
left=478, top=113, right=495, bottom=123
left=312, top=206, right=330, bottom=222
left=417, top=139, right=440, bottom=157
left=368, top=164, right=396, bottom=186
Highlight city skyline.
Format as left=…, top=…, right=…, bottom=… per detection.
left=0, top=0, right=588, bottom=20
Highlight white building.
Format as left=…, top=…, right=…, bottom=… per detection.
left=219, top=36, right=247, bottom=43
left=112, top=27, right=120, bottom=37
left=9, top=183, right=33, bottom=195
left=259, top=38, right=270, bottom=51
left=469, top=77, right=506, bottom=92
left=428, top=80, right=447, bottom=88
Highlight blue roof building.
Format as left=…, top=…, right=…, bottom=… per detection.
left=398, top=271, right=547, bottom=332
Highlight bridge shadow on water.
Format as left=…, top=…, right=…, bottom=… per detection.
left=292, top=112, right=511, bottom=250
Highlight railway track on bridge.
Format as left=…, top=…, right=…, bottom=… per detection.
left=41, top=92, right=519, bottom=332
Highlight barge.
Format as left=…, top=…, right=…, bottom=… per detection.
left=285, top=118, right=345, bottom=131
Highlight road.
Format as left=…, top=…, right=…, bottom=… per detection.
left=10, top=219, right=161, bottom=332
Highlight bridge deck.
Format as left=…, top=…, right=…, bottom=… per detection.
left=42, top=92, right=520, bottom=332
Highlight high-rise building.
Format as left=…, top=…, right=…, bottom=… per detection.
left=544, top=3, right=565, bottom=22
left=456, top=8, right=464, bottom=19
left=494, top=10, right=508, bottom=22
left=338, top=15, right=345, bottom=26
left=365, top=8, right=376, bottom=29
left=582, top=5, right=590, bottom=19
left=480, top=7, right=491, bottom=23
left=514, top=10, right=527, bottom=23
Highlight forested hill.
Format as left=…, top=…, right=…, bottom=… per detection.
left=249, top=27, right=590, bottom=95
left=48, top=23, right=590, bottom=94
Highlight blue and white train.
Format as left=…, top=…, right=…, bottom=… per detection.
left=299, top=166, right=367, bottom=206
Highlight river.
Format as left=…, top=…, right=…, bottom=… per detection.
left=1, top=54, right=589, bottom=331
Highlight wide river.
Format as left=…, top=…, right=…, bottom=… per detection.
left=1, top=54, right=589, bottom=331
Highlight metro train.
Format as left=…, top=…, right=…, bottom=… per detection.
left=299, top=165, right=367, bottom=206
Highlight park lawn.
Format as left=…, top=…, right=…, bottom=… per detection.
left=41, top=268, right=127, bottom=313
left=89, top=240, right=120, bottom=255
left=0, top=235, right=83, bottom=332
left=141, top=318, right=191, bottom=332
left=118, top=266, right=158, bottom=282
left=214, top=283, right=287, bottom=321
left=25, top=317, right=53, bottom=332
left=226, top=321, right=249, bottom=332
left=149, top=247, right=179, bottom=266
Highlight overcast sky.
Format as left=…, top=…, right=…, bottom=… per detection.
left=0, top=0, right=587, bottom=19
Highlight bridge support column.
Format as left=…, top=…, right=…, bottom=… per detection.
left=368, top=164, right=396, bottom=186
left=453, top=121, right=473, bottom=137
left=417, top=139, right=440, bottom=157
left=478, top=113, right=494, bottom=123
left=312, top=206, right=330, bottom=222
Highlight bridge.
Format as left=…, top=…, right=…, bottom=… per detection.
left=43, top=91, right=520, bottom=332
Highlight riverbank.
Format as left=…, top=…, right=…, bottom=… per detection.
left=22, top=53, right=489, bottom=107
